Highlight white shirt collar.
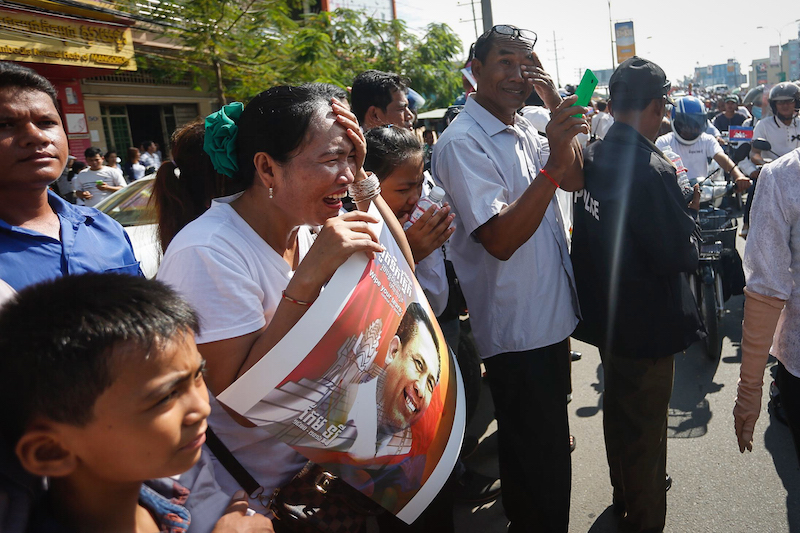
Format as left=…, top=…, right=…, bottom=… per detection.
left=465, top=94, right=515, bottom=137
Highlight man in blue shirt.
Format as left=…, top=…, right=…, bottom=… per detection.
left=0, top=60, right=142, bottom=533
left=0, top=61, right=141, bottom=291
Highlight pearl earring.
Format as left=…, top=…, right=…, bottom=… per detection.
left=269, top=186, right=273, bottom=199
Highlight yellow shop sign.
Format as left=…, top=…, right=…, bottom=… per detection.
left=0, top=9, right=136, bottom=70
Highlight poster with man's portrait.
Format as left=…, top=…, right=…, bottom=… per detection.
left=218, top=204, right=465, bottom=524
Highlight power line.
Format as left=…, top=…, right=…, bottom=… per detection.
left=456, top=0, right=481, bottom=41
left=547, top=30, right=564, bottom=88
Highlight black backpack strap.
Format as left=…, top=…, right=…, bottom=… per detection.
left=205, top=427, right=262, bottom=497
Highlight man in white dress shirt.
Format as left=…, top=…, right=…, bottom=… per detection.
left=432, top=24, right=586, bottom=532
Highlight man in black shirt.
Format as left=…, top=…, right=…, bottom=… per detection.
left=571, top=56, right=703, bottom=533
left=713, top=94, right=747, bottom=132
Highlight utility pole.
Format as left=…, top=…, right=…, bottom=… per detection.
left=549, top=30, right=563, bottom=88
left=607, top=0, right=615, bottom=69
left=481, top=0, right=493, bottom=33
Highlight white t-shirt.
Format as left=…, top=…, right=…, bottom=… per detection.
left=656, top=132, right=723, bottom=181
left=130, top=162, right=146, bottom=181
left=72, top=167, right=127, bottom=207
left=408, top=176, right=449, bottom=317
left=157, top=193, right=314, bottom=513
left=415, top=246, right=448, bottom=317
left=752, top=115, right=800, bottom=159
left=519, top=105, right=551, bottom=134
left=591, top=111, right=614, bottom=140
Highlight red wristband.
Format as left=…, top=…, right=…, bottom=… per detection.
left=282, top=290, right=312, bottom=307
left=540, top=168, right=559, bottom=189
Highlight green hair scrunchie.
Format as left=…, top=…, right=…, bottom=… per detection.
left=203, top=102, right=244, bottom=178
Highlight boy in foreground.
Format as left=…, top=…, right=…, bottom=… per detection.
left=0, top=273, right=272, bottom=532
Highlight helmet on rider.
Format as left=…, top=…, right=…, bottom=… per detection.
left=671, top=96, right=707, bottom=145
left=768, top=82, right=800, bottom=118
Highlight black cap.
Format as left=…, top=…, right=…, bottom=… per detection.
left=724, top=94, right=738, bottom=103
left=609, top=56, right=672, bottom=103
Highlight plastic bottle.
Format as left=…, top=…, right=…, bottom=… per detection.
left=408, top=186, right=445, bottom=224
left=662, top=148, right=691, bottom=193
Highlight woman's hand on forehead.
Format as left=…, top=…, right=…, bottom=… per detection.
left=332, top=98, right=367, bottom=178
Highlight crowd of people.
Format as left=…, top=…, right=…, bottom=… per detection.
left=48, top=139, right=162, bottom=208
left=2, top=22, right=800, bottom=533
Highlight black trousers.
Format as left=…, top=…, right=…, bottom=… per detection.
left=600, top=351, right=674, bottom=533
left=776, top=361, right=800, bottom=465
left=484, top=339, right=571, bottom=533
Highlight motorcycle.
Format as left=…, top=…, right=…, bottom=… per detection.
left=691, top=169, right=743, bottom=360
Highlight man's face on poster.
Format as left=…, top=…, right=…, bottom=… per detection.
left=379, top=321, right=440, bottom=433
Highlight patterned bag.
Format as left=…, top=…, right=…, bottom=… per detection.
left=205, top=428, right=383, bottom=533
left=270, top=462, right=384, bottom=533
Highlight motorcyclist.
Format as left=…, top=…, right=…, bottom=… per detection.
left=750, top=82, right=800, bottom=166
left=656, top=96, right=750, bottom=192
left=741, top=82, right=800, bottom=237
left=713, top=94, right=747, bottom=133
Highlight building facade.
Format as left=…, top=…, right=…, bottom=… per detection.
left=0, top=0, right=218, bottom=163
left=693, top=60, right=747, bottom=92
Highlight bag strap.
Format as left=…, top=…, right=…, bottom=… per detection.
left=205, top=427, right=262, bottom=497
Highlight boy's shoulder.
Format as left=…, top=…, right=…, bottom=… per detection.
left=25, top=480, right=194, bottom=533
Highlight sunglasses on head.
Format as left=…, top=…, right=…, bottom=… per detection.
left=491, top=25, right=538, bottom=46
left=468, top=25, right=538, bottom=62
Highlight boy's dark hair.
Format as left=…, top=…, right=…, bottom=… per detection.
left=84, top=146, right=102, bottom=159
left=351, top=70, right=409, bottom=125
left=0, top=273, right=200, bottom=444
left=364, top=126, right=423, bottom=181
left=104, top=149, right=117, bottom=161
left=596, top=100, right=608, bottom=112
left=0, top=61, right=58, bottom=107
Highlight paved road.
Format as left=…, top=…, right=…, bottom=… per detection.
left=454, top=227, right=800, bottom=533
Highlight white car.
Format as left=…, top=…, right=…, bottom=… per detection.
left=95, top=176, right=160, bottom=278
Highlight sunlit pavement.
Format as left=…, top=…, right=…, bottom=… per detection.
left=454, top=214, right=800, bottom=532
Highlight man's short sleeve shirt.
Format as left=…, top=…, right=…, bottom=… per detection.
left=713, top=112, right=746, bottom=132
left=73, top=167, right=127, bottom=207
left=431, top=97, right=579, bottom=358
left=655, top=132, right=723, bottom=181
left=0, top=191, right=141, bottom=290
left=752, top=116, right=800, bottom=158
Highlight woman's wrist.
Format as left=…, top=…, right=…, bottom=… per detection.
left=283, top=274, right=322, bottom=305
left=348, top=172, right=381, bottom=203
left=354, top=167, right=369, bottom=183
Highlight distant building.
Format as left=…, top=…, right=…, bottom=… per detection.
left=0, top=0, right=217, bottom=163
left=749, top=59, right=781, bottom=87
left=785, top=39, right=800, bottom=81
left=694, top=60, right=747, bottom=91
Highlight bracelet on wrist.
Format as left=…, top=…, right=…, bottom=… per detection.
left=348, top=172, right=381, bottom=203
left=540, top=168, right=559, bottom=189
left=281, top=290, right=312, bottom=307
